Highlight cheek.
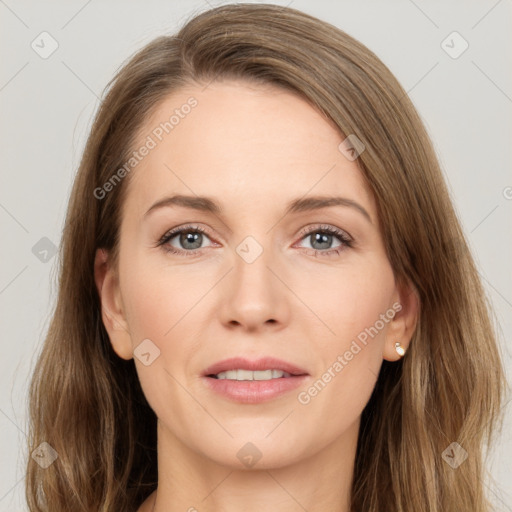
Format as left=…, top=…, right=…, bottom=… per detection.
left=295, top=259, right=395, bottom=408
left=119, top=252, right=212, bottom=402
left=120, top=252, right=203, bottom=342
left=119, top=258, right=201, bottom=416
left=300, top=257, right=395, bottom=351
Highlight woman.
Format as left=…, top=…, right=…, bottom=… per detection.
left=25, top=3, right=507, bottom=511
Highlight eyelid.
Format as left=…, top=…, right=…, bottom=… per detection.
left=157, top=222, right=354, bottom=258
left=295, top=224, right=353, bottom=244
left=158, top=223, right=351, bottom=245
left=157, top=223, right=213, bottom=245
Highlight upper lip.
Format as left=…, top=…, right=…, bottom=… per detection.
left=203, top=357, right=309, bottom=377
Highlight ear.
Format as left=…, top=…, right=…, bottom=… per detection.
left=94, top=248, right=133, bottom=360
left=383, top=279, right=419, bottom=362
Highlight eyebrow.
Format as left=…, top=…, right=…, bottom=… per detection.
left=144, top=194, right=372, bottom=224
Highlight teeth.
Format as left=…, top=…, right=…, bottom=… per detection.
left=214, top=369, right=292, bottom=380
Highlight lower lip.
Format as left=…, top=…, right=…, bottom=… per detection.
left=203, top=375, right=309, bottom=403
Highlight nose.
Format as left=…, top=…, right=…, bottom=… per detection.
left=218, top=241, right=290, bottom=332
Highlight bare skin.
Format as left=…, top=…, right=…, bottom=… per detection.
left=94, top=80, right=418, bottom=512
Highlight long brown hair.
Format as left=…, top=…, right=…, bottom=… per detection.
left=25, top=3, right=507, bottom=511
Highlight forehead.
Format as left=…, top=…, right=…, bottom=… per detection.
left=123, top=80, right=375, bottom=220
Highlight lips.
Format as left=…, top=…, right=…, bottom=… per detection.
left=202, top=356, right=309, bottom=378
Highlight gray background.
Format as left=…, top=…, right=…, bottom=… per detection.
left=1, top=0, right=511, bottom=510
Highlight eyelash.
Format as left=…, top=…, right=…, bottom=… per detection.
left=156, top=223, right=353, bottom=258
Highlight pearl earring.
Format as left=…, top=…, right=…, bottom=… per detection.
left=395, top=342, right=405, bottom=357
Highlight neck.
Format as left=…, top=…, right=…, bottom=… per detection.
left=149, top=417, right=359, bottom=512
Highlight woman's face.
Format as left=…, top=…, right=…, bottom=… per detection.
left=95, top=79, right=416, bottom=469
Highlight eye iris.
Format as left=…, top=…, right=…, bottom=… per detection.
left=180, top=231, right=203, bottom=250
left=311, top=232, right=332, bottom=250
left=166, top=227, right=344, bottom=253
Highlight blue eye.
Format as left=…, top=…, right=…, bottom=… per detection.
left=158, top=224, right=213, bottom=256
left=295, top=224, right=353, bottom=257
left=157, top=223, right=353, bottom=257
